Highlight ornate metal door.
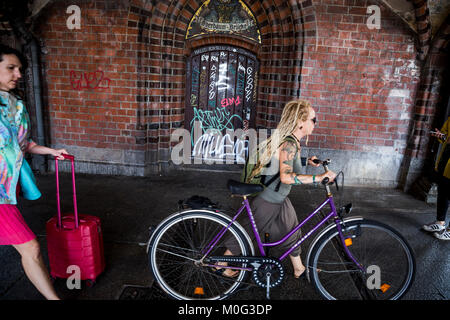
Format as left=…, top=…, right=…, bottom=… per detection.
left=185, top=45, right=259, bottom=163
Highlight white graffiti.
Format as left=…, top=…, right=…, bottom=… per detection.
left=245, top=66, right=254, bottom=102
left=209, top=64, right=217, bottom=100
left=217, top=62, right=229, bottom=91
left=171, top=125, right=281, bottom=167
left=193, top=131, right=248, bottom=164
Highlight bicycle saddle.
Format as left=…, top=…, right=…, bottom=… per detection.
left=227, top=179, right=263, bottom=196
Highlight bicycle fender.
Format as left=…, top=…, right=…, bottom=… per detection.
left=305, top=216, right=364, bottom=283
left=146, top=209, right=255, bottom=256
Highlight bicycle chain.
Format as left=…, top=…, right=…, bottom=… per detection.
left=207, top=256, right=285, bottom=289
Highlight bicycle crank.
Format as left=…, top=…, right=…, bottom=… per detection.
left=251, top=259, right=285, bottom=290
left=207, top=256, right=285, bottom=289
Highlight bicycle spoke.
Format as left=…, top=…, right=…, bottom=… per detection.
left=149, top=212, right=251, bottom=300
left=310, top=219, right=415, bottom=300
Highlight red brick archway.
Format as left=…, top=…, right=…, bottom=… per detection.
left=128, top=0, right=317, bottom=158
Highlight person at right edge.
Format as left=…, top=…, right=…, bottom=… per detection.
left=423, top=117, right=450, bottom=240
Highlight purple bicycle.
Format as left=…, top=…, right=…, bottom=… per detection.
left=147, top=159, right=415, bottom=300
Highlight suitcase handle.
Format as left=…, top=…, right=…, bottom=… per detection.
left=59, top=154, right=74, bottom=161
left=55, top=154, right=78, bottom=229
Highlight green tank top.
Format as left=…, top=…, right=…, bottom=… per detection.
left=258, top=138, right=305, bottom=204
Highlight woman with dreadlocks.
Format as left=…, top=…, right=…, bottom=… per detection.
left=220, top=99, right=337, bottom=278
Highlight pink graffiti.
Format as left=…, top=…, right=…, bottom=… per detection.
left=69, top=70, right=110, bottom=91
left=220, top=96, right=241, bottom=108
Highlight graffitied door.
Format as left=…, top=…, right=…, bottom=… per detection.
left=185, top=45, right=259, bottom=164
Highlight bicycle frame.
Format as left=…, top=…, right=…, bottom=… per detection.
left=202, top=193, right=364, bottom=272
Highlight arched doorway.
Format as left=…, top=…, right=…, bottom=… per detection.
left=185, top=45, right=259, bottom=164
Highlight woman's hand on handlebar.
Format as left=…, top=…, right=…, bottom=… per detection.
left=319, top=170, right=337, bottom=184
left=308, top=156, right=321, bottom=167
left=308, top=158, right=337, bottom=183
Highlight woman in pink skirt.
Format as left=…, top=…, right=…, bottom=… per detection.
left=0, top=44, right=69, bottom=300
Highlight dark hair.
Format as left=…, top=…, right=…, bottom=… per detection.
left=0, top=44, right=28, bottom=70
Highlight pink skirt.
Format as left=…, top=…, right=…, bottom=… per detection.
left=0, top=204, right=36, bottom=245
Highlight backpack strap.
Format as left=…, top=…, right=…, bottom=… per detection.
left=246, top=135, right=299, bottom=189
left=261, top=169, right=280, bottom=187
left=284, top=135, right=300, bottom=146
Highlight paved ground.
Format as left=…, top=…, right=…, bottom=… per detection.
left=0, top=169, right=448, bottom=301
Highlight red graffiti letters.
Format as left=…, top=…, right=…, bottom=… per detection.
left=220, top=96, right=241, bottom=108
left=69, top=70, right=110, bottom=91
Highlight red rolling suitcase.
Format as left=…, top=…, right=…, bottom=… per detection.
left=46, top=154, right=105, bottom=284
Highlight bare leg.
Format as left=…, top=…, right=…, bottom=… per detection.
left=289, top=255, right=306, bottom=278
left=13, top=239, right=60, bottom=300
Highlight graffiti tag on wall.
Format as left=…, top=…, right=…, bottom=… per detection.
left=69, top=70, right=111, bottom=91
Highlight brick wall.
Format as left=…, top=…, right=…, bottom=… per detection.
left=34, top=0, right=148, bottom=174
left=21, top=0, right=447, bottom=186
left=295, top=0, right=421, bottom=186
left=302, top=1, right=419, bottom=153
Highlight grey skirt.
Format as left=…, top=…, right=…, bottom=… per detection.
left=226, top=195, right=301, bottom=257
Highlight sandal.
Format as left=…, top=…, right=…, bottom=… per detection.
left=294, top=267, right=307, bottom=279
left=295, top=268, right=322, bottom=279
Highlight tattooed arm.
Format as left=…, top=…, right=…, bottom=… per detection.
left=279, top=140, right=314, bottom=185
left=279, top=140, right=336, bottom=185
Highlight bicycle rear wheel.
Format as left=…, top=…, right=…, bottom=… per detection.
left=309, top=219, right=415, bottom=300
left=148, top=210, right=252, bottom=300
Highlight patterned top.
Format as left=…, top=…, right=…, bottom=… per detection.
left=0, top=90, right=33, bottom=204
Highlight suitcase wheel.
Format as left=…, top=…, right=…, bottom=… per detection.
left=86, top=279, right=96, bottom=288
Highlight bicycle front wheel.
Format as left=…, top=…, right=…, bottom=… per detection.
left=309, top=219, right=415, bottom=300
left=148, top=210, right=252, bottom=300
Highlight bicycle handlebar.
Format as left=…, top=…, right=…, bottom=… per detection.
left=311, top=158, right=337, bottom=189
left=311, top=158, right=331, bottom=169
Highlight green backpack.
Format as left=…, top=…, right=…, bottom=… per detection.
left=241, top=135, right=299, bottom=192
